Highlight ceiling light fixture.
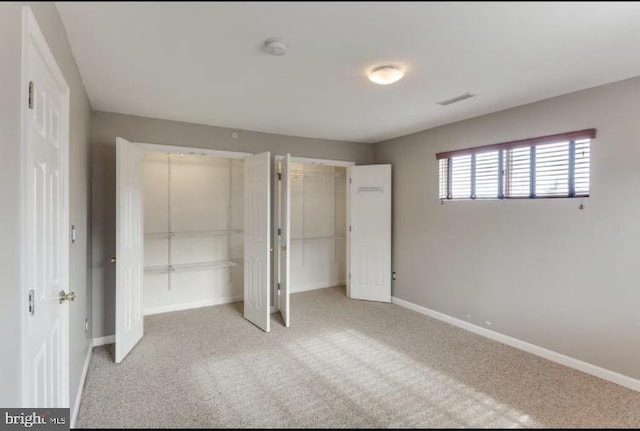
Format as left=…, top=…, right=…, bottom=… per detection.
left=368, top=65, right=405, bottom=85
left=264, top=38, right=287, bottom=56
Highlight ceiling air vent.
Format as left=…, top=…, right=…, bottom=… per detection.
left=437, top=92, right=476, bottom=106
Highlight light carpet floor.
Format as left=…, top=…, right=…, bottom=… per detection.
left=76, top=286, right=640, bottom=428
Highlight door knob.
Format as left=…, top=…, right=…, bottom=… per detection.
left=110, top=257, right=116, bottom=263
left=58, top=290, right=76, bottom=304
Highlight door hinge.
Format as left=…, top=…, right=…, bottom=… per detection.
left=28, top=81, right=34, bottom=109
left=28, top=289, right=35, bottom=315
left=277, top=172, right=282, bottom=180
left=277, top=282, right=281, bottom=292
left=349, top=225, right=352, bottom=232
left=349, top=273, right=351, bottom=280
left=349, top=177, right=352, bottom=184
left=278, top=228, right=281, bottom=236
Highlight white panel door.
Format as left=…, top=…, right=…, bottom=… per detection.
left=349, top=165, right=392, bottom=302
left=244, top=152, right=271, bottom=332
left=115, top=137, right=145, bottom=362
left=278, top=155, right=291, bottom=327
left=22, top=6, right=70, bottom=408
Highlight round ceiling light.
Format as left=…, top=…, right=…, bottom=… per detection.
left=264, top=38, right=287, bottom=56
left=368, top=65, right=405, bottom=85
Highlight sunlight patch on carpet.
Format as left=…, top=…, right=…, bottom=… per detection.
left=191, top=329, right=539, bottom=427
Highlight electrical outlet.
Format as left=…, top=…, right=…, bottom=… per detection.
left=392, top=272, right=397, bottom=280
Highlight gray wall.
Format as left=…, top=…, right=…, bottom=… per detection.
left=0, top=3, right=92, bottom=408
left=0, top=2, right=24, bottom=407
left=373, top=76, right=640, bottom=380
left=91, top=110, right=373, bottom=338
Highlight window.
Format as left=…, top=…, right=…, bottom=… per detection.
left=437, top=129, right=595, bottom=200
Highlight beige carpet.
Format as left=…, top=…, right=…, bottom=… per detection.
left=76, top=287, right=640, bottom=428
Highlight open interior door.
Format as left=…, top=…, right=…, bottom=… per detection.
left=244, top=152, right=271, bottom=332
left=22, top=5, right=70, bottom=406
left=277, top=155, right=291, bottom=327
left=115, top=137, right=145, bottom=362
left=348, top=165, right=392, bottom=302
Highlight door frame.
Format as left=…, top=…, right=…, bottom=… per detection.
left=273, top=156, right=355, bottom=302
left=20, top=5, right=71, bottom=407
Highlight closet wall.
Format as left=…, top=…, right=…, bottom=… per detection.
left=143, top=151, right=244, bottom=314
left=290, top=163, right=347, bottom=292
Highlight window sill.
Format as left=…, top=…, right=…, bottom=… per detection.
left=440, top=195, right=589, bottom=202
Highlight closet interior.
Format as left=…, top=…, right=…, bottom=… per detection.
left=114, top=139, right=390, bottom=357
left=142, top=151, right=244, bottom=315
left=289, top=162, right=347, bottom=292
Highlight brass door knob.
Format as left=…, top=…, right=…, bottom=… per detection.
left=58, top=290, right=76, bottom=304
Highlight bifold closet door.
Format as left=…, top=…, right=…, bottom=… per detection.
left=278, top=155, right=291, bottom=327
left=348, top=165, right=392, bottom=303
left=115, top=137, right=145, bottom=362
left=244, top=152, right=271, bottom=332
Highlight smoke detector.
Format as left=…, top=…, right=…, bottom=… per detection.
left=264, top=38, right=287, bottom=56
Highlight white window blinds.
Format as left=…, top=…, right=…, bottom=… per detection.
left=437, top=129, right=595, bottom=200
left=475, top=151, right=500, bottom=199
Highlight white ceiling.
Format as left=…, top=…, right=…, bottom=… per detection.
left=57, top=2, right=640, bottom=143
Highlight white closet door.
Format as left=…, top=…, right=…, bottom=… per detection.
left=244, top=152, right=271, bottom=332
left=348, top=165, right=392, bottom=303
left=279, top=155, right=291, bottom=327
left=22, top=6, right=70, bottom=407
left=115, top=137, right=145, bottom=362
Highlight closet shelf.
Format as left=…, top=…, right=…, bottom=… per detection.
left=144, top=260, right=237, bottom=274
left=145, top=229, right=243, bottom=239
left=291, top=235, right=346, bottom=243
left=289, top=171, right=346, bottom=178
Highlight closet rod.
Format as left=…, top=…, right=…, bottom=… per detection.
left=145, top=260, right=238, bottom=274
left=145, top=229, right=243, bottom=239
left=291, top=235, right=346, bottom=242
left=289, top=171, right=346, bottom=178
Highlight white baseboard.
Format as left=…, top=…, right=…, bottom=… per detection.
left=92, top=335, right=115, bottom=347
left=391, top=296, right=640, bottom=393
left=70, top=341, right=93, bottom=428
left=292, top=280, right=346, bottom=294
left=143, top=295, right=243, bottom=316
